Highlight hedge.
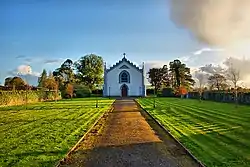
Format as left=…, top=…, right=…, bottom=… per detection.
left=0, top=90, right=61, bottom=107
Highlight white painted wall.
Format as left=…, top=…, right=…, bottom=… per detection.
left=106, top=61, right=143, bottom=96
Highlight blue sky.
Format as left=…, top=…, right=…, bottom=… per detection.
left=0, top=0, right=214, bottom=85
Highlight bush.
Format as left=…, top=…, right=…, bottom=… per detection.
left=73, top=85, right=91, bottom=98
left=161, top=88, right=175, bottom=97
left=146, top=88, right=155, bottom=95
left=91, top=89, right=103, bottom=97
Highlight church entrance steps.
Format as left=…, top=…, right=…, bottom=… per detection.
left=58, top=99, right=200, bottom=167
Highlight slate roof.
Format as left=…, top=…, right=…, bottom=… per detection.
left=106, top=57, right=142, bottom=73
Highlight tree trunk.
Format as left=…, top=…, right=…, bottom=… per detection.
left=235, top=89, right=238, bottom=107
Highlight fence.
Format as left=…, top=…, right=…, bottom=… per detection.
left=188, top=91, right=250, bottom=105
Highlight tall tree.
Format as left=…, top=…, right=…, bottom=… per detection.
left=53, top=59, right=75, bottom=92
left=74, top=54, right=104, bottom=90
left=148, top=67, right=165, bottom=93
left=208, top=73, right=227, bottom=90
left=161, top=65, right=170, bottom=87
left=38, top=69, right=47, bottom=87
left=169, top=59, right=195, bottom=89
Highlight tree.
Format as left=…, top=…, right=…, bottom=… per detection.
left=38, top=69, right=47, bottom=87
left=161, top=65, right=170, bottom=87
left=226, top=63, right=241, bottom=104
left=43, top=75, right=58, bottom=91
left=194, top=70, right=209, bottom=100
left=208, top=74, right=227, bottom=90
left=169, top=59, right=195, bottom=89
left=148, top=68, right=163, bottom=94
left=53, top=59, right=76, bottom=95
left=64, top=83, right=74, bottom=98
left=4, top=77, right=13, bottom=87
left=10, top=77, right=26, bottom=89
left=74, top=54, right=104, bottom=90
left=53, top=59, right=75, bottom=84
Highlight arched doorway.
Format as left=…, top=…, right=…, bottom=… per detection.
left=121, top=84, right=128, bottom=97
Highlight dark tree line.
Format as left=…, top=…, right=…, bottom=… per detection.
left=148, top=59, right=195, bottom=94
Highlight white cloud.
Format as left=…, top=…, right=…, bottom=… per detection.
left=193, top=48, right=224, bottom=55
left=9, top=65, right=40, bottom=77
left=144, top=61, right=169, bottom=72
left=10, top=65, right=41, bottom=85
left=17, top=65, right=32, bottom=75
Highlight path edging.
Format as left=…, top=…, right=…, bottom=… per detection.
left=55, top=101, right=115, bottom=167
left=134, top=99, right=206, bottom=167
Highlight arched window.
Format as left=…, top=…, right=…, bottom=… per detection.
left=119, top=70, right=130, bottom=83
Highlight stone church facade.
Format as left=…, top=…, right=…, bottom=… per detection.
left=103, top=56, right=146, bottom=97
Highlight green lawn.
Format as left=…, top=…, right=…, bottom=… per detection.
left=137, top=98, right=250, bottom=167
left=0, top=98, right=114, bottom=167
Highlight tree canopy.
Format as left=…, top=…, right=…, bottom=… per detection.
left=74, top=54, right=104, bottom=90
left=38, top=69, right=47, bottom=88
left=4, top=77, right=26, bottom=89
left=147, top=60, right=195, bottom=95
left=208, top=73, right=227, bottom=90
left=169, top=59, right=195, bottom=89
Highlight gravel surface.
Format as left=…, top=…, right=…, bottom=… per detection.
left=59, top=99, right=200, bottom=167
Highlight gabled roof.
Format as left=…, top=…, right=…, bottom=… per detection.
left=119, top=65, right=130, bottom=69
left=106, top=57, right=142, bottom=73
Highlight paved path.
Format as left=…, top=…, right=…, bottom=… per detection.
left=60, top=99, right=199, bottom=167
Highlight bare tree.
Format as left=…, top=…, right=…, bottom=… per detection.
left=208, top=73, right=227, bottom=91
left=195, top=70, right=208, bottom=100
left=226, top=63, right=241, bottom=105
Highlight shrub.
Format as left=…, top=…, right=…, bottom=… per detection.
left=73, top=85, right=91, bottom=98
left=162, top=88, right=175, bottom=97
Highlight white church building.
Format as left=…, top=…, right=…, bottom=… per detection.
left=103, top=55, right=146, bottom=97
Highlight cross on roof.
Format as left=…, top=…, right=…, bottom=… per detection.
left=123, top=53, right=126, bottom=58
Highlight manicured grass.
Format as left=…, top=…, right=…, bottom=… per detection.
left=0, top=98, right=114, bottom=167
left=137, top=97, right=250, bottom=167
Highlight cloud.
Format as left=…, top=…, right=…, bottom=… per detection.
left=6, top=65, right=41, bottom=86
left=193, top=48, right=224, bottom=55
left=16, top=55, right=26, bottom=59
left=200, top=64, right=225, bottom=75
left=144, top=61, right=169, bottom=72
left=17, top=65, right=33, bottom=75
left=15, top=55, right=65, bottom=65
left=43, top=58, right=64, bottom=64
left=8, top=65, right=40, bottom=78
left=169, top=0, right=250, bottom=48
left=223, top=57, right=250, bottom=79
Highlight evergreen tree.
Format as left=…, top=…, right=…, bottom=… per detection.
left=38, top=69, right=47, bottom=87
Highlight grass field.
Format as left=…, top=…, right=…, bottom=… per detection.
left=138, top=98, right=250, bottom=167
left=0, top=98, right=114, bottom=167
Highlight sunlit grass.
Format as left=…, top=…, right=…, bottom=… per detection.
left=137, top=98, right=250, bottom=167
left=0, top=98, right=114, bottom=167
